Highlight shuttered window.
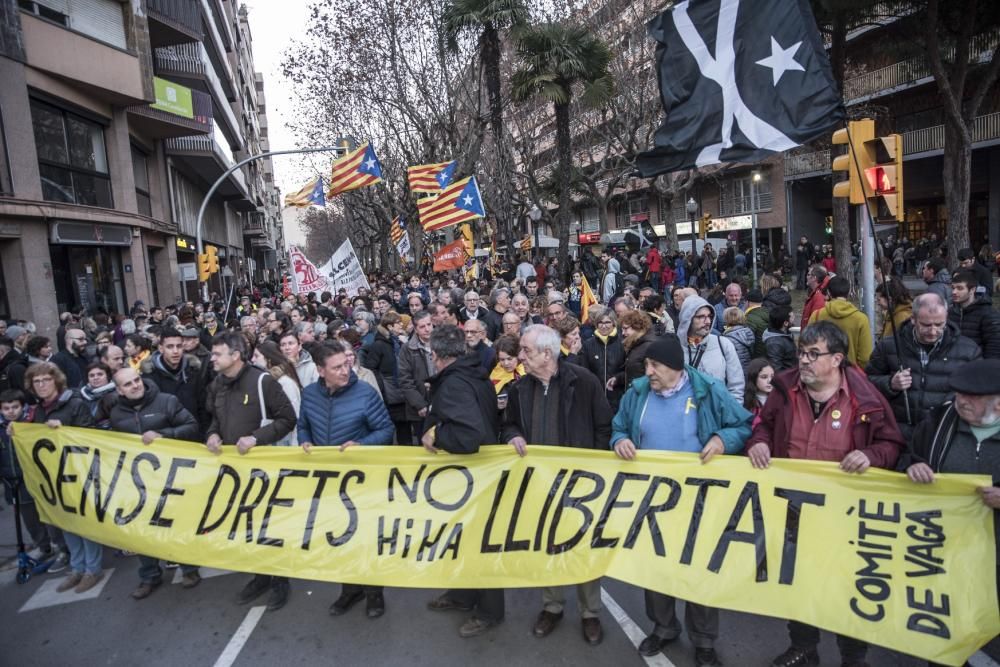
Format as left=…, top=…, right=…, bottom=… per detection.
left=68, top=0, right=127, bottom=50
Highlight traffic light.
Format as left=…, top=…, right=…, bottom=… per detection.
left=831, top=119, right=874, bottom=204
left=863, top=134, right=904, bottom=223
left=205, top=245, right=219, bottom=275
left=197, top=252, right=212, bottom=282
left=699, top=213, right=712, bottom=239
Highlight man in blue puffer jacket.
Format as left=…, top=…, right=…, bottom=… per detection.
left=610, top=335, right=750, bottom=667
left=297, top=340, right=394, bottom=620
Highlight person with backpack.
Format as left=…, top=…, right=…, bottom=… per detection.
left=601, top=255, right=623, bottom=304
left=676, top=296, right=745, bottom=401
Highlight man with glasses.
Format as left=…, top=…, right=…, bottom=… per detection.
left=52, top=328, right=90, bottom=389
left=459, top=291, right=489, bottom=325
left=545, top=301, right=567, bottom=326
left=501, top=312, right=522, bottom=337
left=866, top=292, right=980, bottom=439
left=463, top=319, right=494, bottom=373
left=748, top=321, right=904, bottom=667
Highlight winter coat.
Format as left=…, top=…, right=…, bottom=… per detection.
left=398, top=334, right=435, bottom=421
left=713, top=300, right=746, bottom=334
left=0, top=349, right=27, bottom=394
left=141, top=352, right=209, bottom=435
left=808, top=299, right=874, bottom=368
left=108, top=381, right=199, bottom=441
left=750, top=366, right=904, bottom=468
left=924, top=269, right=952, bottom=305
left=617, top=331, right=659, bottom=390
left=51, top=350, right=88, bottom=389
left=424, top=354, right=500, bottom=454
left=601, top=258, right=621, bottom=303
left=500, top=361, right=613, bottom=450
left=294, top=349, right=319, bottom=388
left=948, top=298, right=1000, bottom=359
left=0, top=411, right=27, bottom=481
left=865, top=320, right=982, bottom=438
left=745, top=305, right=771, bottom=357
left=611, top=368, right=751, bottom=453
left=582, top=330, right=626, bottom=408
left=763, top=330, right=797, bottom=371
left=29, top=389, right=94, bottom=429
left=469, top=340, right=496, bottom=374
left=79, top=381, right=116, bottom=427
left=801, top=277, right=830, bottom=329
left=297, top=372, right=393, bottom=446
left=879, top=304, right=912, bottom=341
left=207, top=363, right=296, bottom=445
left=362, top=328, right=405, bottom=406
left=676, top=296, right=745, bottom=401
left=722, top=325, right=755, bottom=371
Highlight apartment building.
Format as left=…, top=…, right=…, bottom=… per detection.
left=0, top=0, right=282, bottom=333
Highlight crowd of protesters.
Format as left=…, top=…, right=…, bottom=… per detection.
left=1, top=235, right=1000, bottom=667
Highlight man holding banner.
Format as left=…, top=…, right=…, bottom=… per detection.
left=421, top=325, right=505, bottom=637
left=501, top=325, right=613, bottom=645
left=748, top=321, right=904, bottom=667
left=205, top=332, right=297, bottom=612
left=611, top=335, right=751, bottom=666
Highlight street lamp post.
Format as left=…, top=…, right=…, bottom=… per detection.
left=529, top=205, right=542, bottom=258
left=685, top=197, right=698, bottom=257
left=751, top=170, right=762, bottom=284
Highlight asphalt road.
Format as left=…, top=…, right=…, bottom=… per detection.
left=0, top=539, right=995, bottom=667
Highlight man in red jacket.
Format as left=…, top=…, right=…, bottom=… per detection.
left=645, top=245, right=663, bottom=292
left=799, top=265, right=829, bottom=330
left=747, top=321, right=904, bottom=667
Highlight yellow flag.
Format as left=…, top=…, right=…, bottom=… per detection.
left=580, top=275, right=597, bottom=322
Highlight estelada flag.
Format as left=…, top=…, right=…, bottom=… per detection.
left=328, top=143, right=383, bottom=197
left=418, top=176, right=485, bottom=232
left=407, top=160, right=456, bottom=194
left=433, top=239, right=468, bottom=272
left=580, top=276, right=598, bottom=322
left=284, top=176, right=325, bottom=208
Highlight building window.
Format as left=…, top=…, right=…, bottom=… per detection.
left=131, top=145, right=152, bottom=217
left=17, top=0, right=69, bottom=27
left=719, top=174, right=772, bottom=216
left=0, top=106, right=12, bottom=195
left=616, top=195, right=649, bottom=228
left=580, top=207, right=600, bottom=233
left=30, top=99, right=113, bottom=208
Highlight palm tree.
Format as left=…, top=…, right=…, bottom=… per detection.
left=443, top=0, right=529, bottom=248
left=512, top=23, right=612, bottom=270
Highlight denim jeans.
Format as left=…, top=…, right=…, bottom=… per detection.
left=138, top=555, right=198, bottom=584
left=64, top=531, right=103, bottom=575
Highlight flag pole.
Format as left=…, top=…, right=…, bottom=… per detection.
left=195, top=146, right=346, bottom=302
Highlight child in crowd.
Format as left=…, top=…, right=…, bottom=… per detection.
left=743, top=359, right=774, bottom=430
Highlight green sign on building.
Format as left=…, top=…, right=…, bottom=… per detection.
left=151, top=77, right=194, bottom=119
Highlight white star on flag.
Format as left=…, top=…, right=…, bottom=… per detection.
left=463, top=195, right=473, bottom=206
left=755, top=37, right=804, bottom=86
left=364, top=158, right=377, bottom=170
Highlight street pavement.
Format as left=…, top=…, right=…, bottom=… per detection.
left=0, top=513, right=996, bottom=667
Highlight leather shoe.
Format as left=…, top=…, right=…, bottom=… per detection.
left=772, top=646, right=820, bottom=667
left=131, top=580, right=161, bottom=600
left=427, top=594, right=473, bottom=612
left=180, top=572, right=201, bottom=589
left=695, top=647, right=722, bottom=666
left=329, top=590, right=365, bottom=616
left=265, top=580, right=289, bottom=612
left=366, top=593, right=385, bottom=618
left=638, top=633, right=677, bottom=656
left=582, top=617, right=603, bottom=646
left=236, top=575, right=271, bottom=605
left=532, top=610, right=563, bottom=638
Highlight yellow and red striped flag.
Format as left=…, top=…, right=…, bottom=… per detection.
left=407, top=160, right=456, bottom=194
left=580, top=276, right=598, bottom=323
left=283, top=176, right=325, bottom=208
left=418, top=176, right=485, bottom=232
left=327, top=142, right=383, bottom=197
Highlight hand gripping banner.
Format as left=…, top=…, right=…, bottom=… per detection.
left=13, top=424, right=999, bottom=665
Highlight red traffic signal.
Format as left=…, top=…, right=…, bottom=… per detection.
left=864, top=166, right=897, bottom=195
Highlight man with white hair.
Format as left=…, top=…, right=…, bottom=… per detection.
left=500, top=325, right=612, bottom=646
left=459, top=291, right=490, bottom=324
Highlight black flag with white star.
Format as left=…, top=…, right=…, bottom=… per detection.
left=635, top=0, right=844, bottom=177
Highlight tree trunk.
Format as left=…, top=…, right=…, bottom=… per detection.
left=661, top=195, right=678, bottom=252
left=554, top=101, right=573, bottom=271
left=597, top=196, right=610, bottom=234
left=942, top=116, right=972, bottom=267
left=481, top=26, right=515, bottom=252
left=833, top=196, right=853, bottom=289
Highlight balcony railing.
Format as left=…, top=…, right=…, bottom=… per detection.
left=147, top=0, right=203, bottom=43
left=843, top=30, right=999, bottom=103
left=784, top=112, right=1000, bottom=177
left=718, top=192, right=773, bottom=217
left=165, top=134, right=247, bottom=193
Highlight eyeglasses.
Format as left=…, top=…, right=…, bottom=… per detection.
left=32, top=377, right=54, bottom=385
left=797, top=349, right=836, bottom=362
left=597, top=320, right=613, bottom=326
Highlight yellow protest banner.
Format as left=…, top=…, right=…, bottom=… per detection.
left=12, top=424, right=998, bottom=665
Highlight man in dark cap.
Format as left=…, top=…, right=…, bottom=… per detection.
left=903, top=359, right=1000, bottom=659
left=610, top=335, right=751, bottom=667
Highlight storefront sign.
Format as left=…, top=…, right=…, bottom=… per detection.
left=151, top=77, right=194, bottom=119
left=577, top=232, right=602, bottom=245
left=50, top=222, right=132, bottom=246
left=709, top=215, right=753, bottom=232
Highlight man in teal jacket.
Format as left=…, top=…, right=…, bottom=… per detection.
left=610, top=335, right=750, bottom=667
